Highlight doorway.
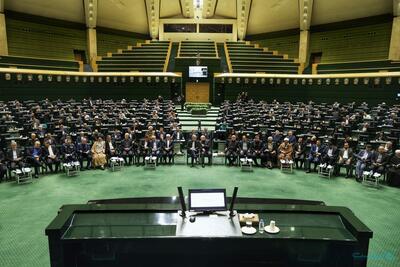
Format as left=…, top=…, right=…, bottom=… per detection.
left=185, top=82, right=210, bottom=103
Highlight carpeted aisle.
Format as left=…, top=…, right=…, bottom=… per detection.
left=0, top=165, right=399, bottom=267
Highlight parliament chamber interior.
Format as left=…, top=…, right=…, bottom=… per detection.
left=0, top=0, right=400, bottom=267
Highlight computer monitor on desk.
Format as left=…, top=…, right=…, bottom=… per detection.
left=188, top=189, right=227, bottom=213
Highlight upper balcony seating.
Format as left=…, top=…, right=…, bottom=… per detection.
left=314, top=60, right=400, bottom=74
left=178, top=41, right=218, bottom=58
left=226, top=41, right=300, bottom=74
left=0, top=55, right=81, bottom=71
left=96, top=40, right=170, bottom=72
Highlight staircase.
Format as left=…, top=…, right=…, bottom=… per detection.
left=177, top=106, right=219, bottom=131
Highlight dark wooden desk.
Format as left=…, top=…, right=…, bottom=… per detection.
left=46, top=197, right=372, bottom=267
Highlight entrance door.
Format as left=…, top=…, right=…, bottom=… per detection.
left=185, top=82, right=210, bottom=103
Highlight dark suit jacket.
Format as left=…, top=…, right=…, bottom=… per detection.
left=239, top=141, right=252, bottom=151
left=339, top=148, right=353, bottom=159
left=186, top=141, right=201, bottom=152
left=161, top=140, right=175, bottom=152
left=371, top=152, right=389, bottom=166
left=7, top=148, right=23, bottom=162
left=42, top=145, right=59, bottom=158
left=105, top=141, right=117, bottom=155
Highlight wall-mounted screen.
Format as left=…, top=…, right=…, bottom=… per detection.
left=189, top=66, right=208, bottom=78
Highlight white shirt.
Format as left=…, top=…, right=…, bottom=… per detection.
left=192, top=142, right=195, bottom=149
left=12, top=150, right=17, bottom=160
left=48, top=146, right=55, bottom=158
left=166, top=140, right=170, bottom=148
left=108, top=142, right=114, bottom=150
left=243, top=142, right=247, bottom=150
left=343, top=150, right=348, bottom=159
left=327, top=149, right=333, bottom=157
left=361, top=152, right=368, bottom=160
left=153, top=142, right=157, bottom=149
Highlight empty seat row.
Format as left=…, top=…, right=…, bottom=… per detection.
left=96, top=40, right=170, bottom=72
left=226, top=42, right=300, bottom=74
left=0, top=55, right=81, bottom=71
left=178, top=41, right=218, bottom=58
left=315, top=60, right=400, bottom=74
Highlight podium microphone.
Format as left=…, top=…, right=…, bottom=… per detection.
left=229, top=187, right=239, bottom=217
left=177, top=186, right=186, bottom=218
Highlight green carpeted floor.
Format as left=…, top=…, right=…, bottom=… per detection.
left=0, top=165, right=399, bottom=267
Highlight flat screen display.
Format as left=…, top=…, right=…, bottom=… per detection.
left=188, top=189, right=226, bottom=212
left=189, top=66, right=208, bottom=78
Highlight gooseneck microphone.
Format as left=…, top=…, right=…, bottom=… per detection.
left=229, top=187, right=239, bottom=217
left=177, top=186, right=187, bottom=218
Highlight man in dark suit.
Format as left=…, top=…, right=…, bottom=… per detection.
left=27, top=141, right=43, bottom=178
left=77, top=137, right=91, bottom=170
left=0, top=149, right=7, bottom=182
left=7, top=141, right=24, bottom=171
left=120, top=133, right=134, bottom=165
left=199, top=135, right=211, bottom=167
left=294, top=137, right=306, bottom=169
left=161, top=134, right=174, bottom=164
left=355, top=144, right=373, bottom=181
left=321, top=141, right=339, bottom=167
left=42, top=141, right=60, bottom=173
left=105, top=134, right=118, bottom=160
left=62, top=136, right=77, bottom=163
left=338, top=142, right=354, bottom=178
left=148, top=135, right=161, bottom=164
left=239, top=135, right=251, bottom=159
left=306, top=139, right=325, bottom=173
left=370, top=146, right=389, bottom=175
left=225, top=135, right=239, bottom=166
left=187, top=134, right=201, bottom=167
left=252, top=134, right=266, bottom=167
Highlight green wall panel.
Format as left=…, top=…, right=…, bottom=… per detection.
left=255, top=34, right=300, bottom=59
left=97, top=31, right=145, bottom=57
left=218, top=81, right=399, bottom=105
left=310, top=22, right=392, bottom=63
left=6, top=18, right=87, bottom=61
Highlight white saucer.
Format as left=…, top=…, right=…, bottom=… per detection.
left=264, top=225, right=280, bottom=234
left=241, top=226, right=257, bottom=235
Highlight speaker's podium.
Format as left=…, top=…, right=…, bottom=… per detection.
left=46, top=188, right=373, bottom=267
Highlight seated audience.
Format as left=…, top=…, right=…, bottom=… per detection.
left=263, top=136, right=276, bottom=169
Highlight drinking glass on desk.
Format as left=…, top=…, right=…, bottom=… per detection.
left=259, top=219, right=265, bottom=234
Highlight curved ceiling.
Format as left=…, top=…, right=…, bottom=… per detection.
left=3, top=0, right=395, bottom=35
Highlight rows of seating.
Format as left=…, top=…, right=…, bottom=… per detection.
left=178, top=41, right=218, bottom=58
left=225, top=41, right=300, bottom=74
left=314, top=60, right=400, bottom=74
left=214, top=98, right=400, bottom=185
left=0, top=55, right=81, bottom=71
left=96, top=40, right=170, bottom=72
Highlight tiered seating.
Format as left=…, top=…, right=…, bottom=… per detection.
left=178, top=41, right=218, bottom=58
left=226, top=41, right=300, bottom=74
left=315, top=60, right=400, bottom=74
left=96, top=40, right=171, bottom=72
left=0, top=55, right=81, bottom=71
